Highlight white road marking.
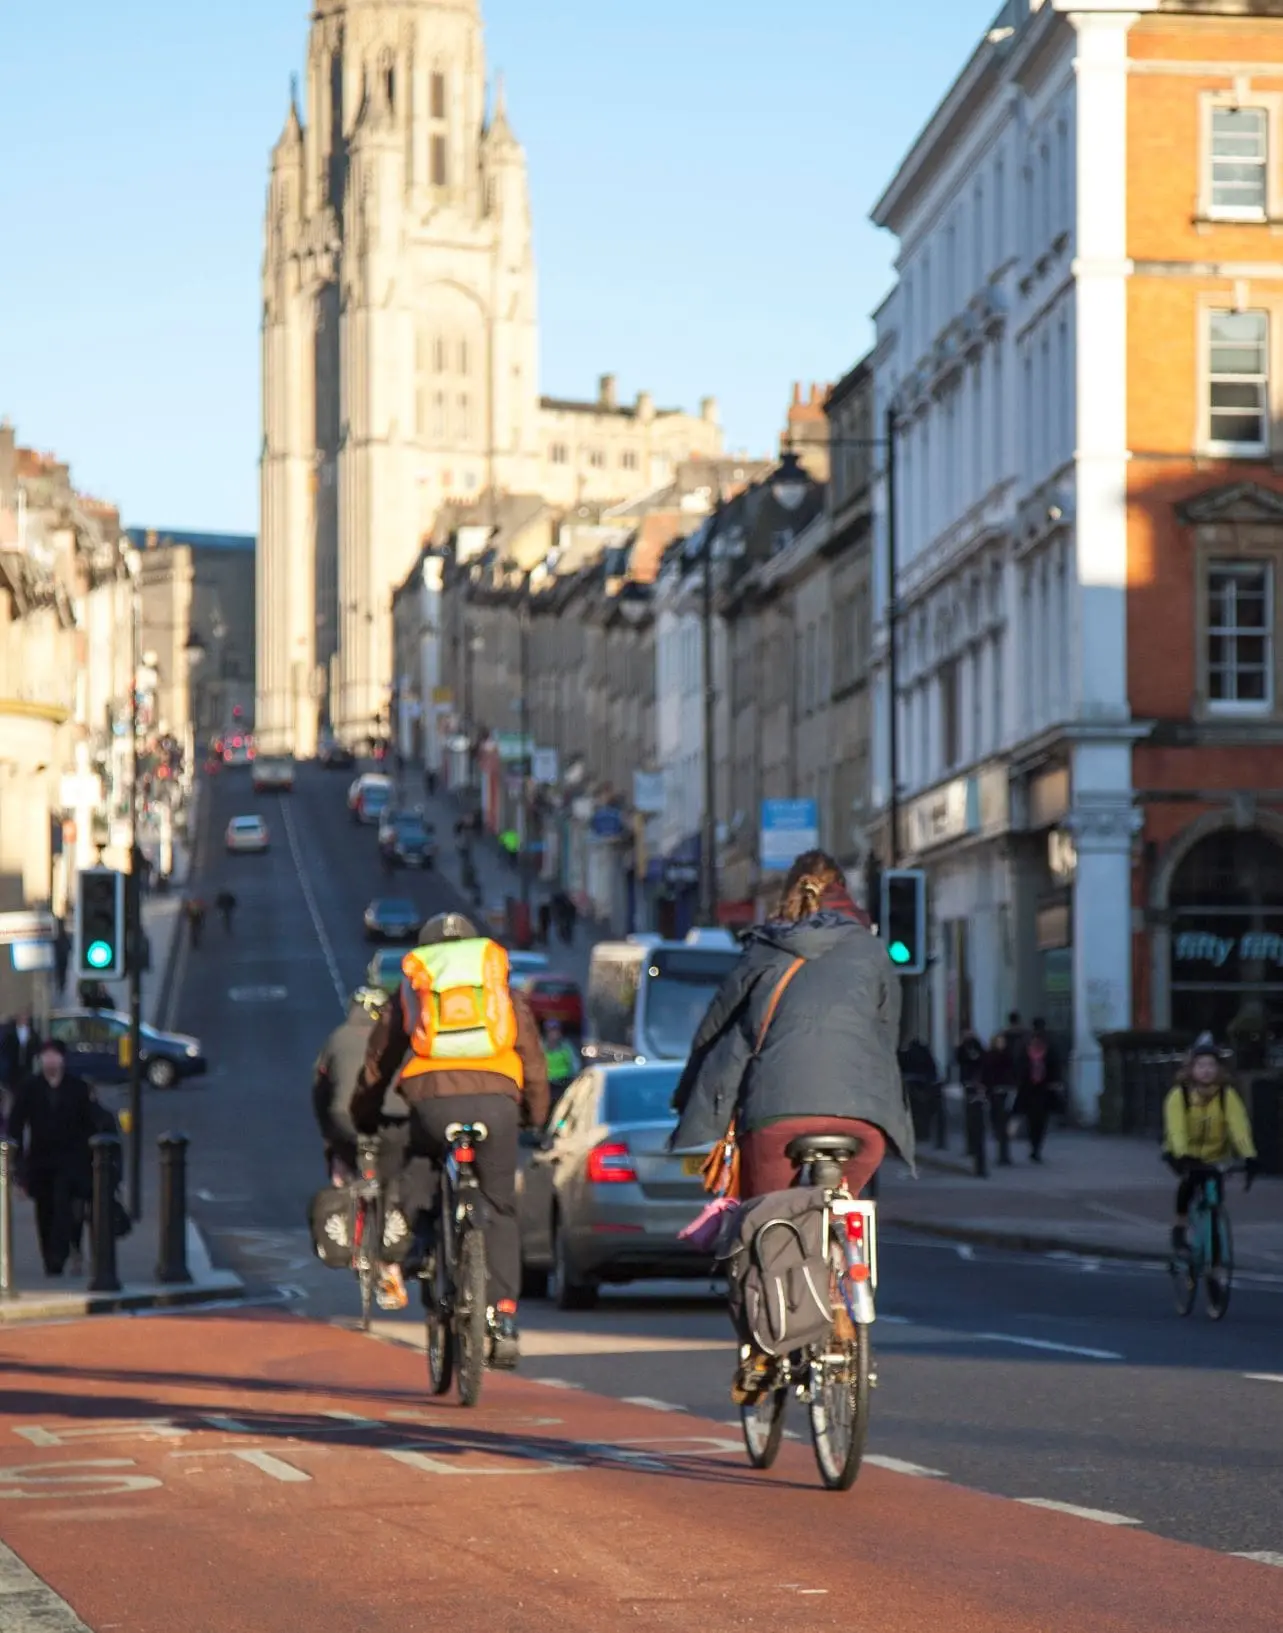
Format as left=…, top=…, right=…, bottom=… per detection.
left=279, top=798, right=346, bottom=1009
left=955, top=1244, right=975, bottom=1261
left=864, top=1455, right=946, bottom=1478
left=621, top=1397, right=686, bottom=1413
left=380, top=1447, right=573, bottom=1478
left=162, top=907, right=190, bottom=1033
left=231, top=1450, right=312, bottom=1483
left=1232, top=1552, right=1283, bottom=1567
left=0, top=1538, right=93, bottom=1628
left=974, top=1333, right=1123, bottom=1361
left=1017, top=1499, right=1140, bottom=1526
left=532, top=1378, right=584, bottom=1391
left=15, top=1421, right=188, bottom=1448
left=1244, top=1373, right=1283, bottom=1384
left=878, top=1313, right=911, bottom=1325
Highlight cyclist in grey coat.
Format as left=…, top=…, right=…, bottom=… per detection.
left=671, top=850, right=914, bottom=1198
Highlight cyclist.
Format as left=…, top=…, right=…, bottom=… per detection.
left=542, top=1019, right=577, bottom=1103
left=312, top=986, right=412, bottom=1309
left=353, top=911, right=549, bottom=1367
left=670, top=849, right=914, bottom=1402
left=1163, top=1032, right=1259, bottom=1253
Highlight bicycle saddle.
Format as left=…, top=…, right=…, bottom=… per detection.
left=784, top=1133, right=862, bottom=1165
left=444, top=1121, right=489, bottom=1144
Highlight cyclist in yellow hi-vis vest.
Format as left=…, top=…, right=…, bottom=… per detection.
left=353, top=912, right=549, bottom=1368
left=1162, top=1033, right=1258, bottom=1254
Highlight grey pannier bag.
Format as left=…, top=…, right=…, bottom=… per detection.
left=723, top=1187, right=832, bottom=1357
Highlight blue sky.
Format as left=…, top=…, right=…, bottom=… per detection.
left=0, top=1, right=997, bottom=532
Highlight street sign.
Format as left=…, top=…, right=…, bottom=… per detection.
left=759, top=799, right=819, bottom=874
left=0, top=910, right=58, bottom=947
left=532, top=748, right=558, bottom=785
left=633, top=771, right=664, bottom=815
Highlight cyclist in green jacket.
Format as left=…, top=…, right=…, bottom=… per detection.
left=1162, top=1033, right=1259, bottom=1252
left=543, top=1021, right=577, bottom=1102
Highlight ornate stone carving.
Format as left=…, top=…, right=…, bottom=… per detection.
left=1064, top=800, right=1143, bottom=850
left=1176, top=483, right=1283, bottom=527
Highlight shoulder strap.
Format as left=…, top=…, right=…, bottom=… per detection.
left=753, top=957, right=805, bottom=1057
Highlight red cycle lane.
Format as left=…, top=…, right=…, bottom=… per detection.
left=0, top=1309, right=1273, bottom=1633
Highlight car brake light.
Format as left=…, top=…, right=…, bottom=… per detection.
left=586, top=1141, right=637, bottom=1184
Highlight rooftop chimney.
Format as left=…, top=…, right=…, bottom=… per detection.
left=599, top=373, right=618, bottom=410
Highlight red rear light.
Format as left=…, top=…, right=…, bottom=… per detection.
left=844, top=1212, right=865, bottom=1246
left=455, top=1146, right=475, bottom=1165
left=586, top=1141, right=637, bottom=1184
left=233, top=736, right=243, bottom=747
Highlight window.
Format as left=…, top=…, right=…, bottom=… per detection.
left=621, top=450, right=638, bottom=470
left=431, top=134, right=448, bottom=187
left=457, top=393, right=471, bottom=442
left=431, top=71, right=447, bottom=121
left=1207, top=310, right=1269, bottom=454
left=432, top=391, right=445, bottom=440
left=1207, top=562, right=1272, bottom=711
left=940, top=657, right=961, bottom=770
left=458, top=339, right=469, bottom=375
left=1209, top=106, right=1268, bottom=219
left=549, top=442, right=568, bottom=465
left=587, top=449, right=605, bottom=469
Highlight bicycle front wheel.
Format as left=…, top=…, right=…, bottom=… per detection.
left=455, top=1227, right=489, bottom=1408
left=809, top=1327, right=870, bottom=1492
left=741, top=1382, right=788, bottom=1470
left=355, top=1200, right=377, bottom=1333
left=1204, top=1205, right=1233, bottom=1321
left=423, top=1249, right=454, bottom=1396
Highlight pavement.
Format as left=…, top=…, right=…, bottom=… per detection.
left=2, top=781, right=243, bottom=1322
left=0, top=1309, right=1276, bottom=1633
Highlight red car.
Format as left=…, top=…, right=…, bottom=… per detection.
left=518, top=974, right=584, bottom=1034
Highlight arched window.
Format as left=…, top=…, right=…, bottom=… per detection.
left=1170, top=830, right=1283, bottom=912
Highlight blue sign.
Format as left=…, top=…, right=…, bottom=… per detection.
left=760, top=799, right=819, bottom=873
left=590, top=806, right=627, bottom=840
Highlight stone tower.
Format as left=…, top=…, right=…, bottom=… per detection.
left=259, top=0, right=540, bottom=752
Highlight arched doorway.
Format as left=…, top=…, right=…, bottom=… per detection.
left=1168, top=827, right=1283, bottom=1056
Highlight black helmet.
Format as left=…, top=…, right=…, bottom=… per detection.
left=419, top=911, right=478, bottom=944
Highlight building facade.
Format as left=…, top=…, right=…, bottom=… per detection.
left=868, top=0, right=1283, bottom=1117
left=259, top=0, right=723, bottom=757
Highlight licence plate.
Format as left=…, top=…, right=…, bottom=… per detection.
left=681, top=1155, right=705, bottom=1176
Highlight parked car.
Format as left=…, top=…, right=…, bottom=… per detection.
left=226, top=815, right=270, bottom=853
left=47, top=1009, right=207, bottom=1090
left=518, top=973, right=584, bottom=1034
left=365, top=947, right=406, bottom=994
left=363, top=897, right=421, bottom=943
left=252, top=754, right=295, bottom=793
left=516, top=1063, right=712, bottom=1308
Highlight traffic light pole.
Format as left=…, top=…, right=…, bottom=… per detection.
left=127, top=576, right=144, bottom=1223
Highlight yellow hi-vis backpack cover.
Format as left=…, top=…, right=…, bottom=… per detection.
left=400, top=938, right=523, bottom=1087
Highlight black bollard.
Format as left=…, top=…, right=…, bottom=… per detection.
left=155, top=1134, right=191, bottom=1284
left=935, top=1082, right=948, bottom=1150
left=88, top=1134, right=122, bottom=1292
left=0, top=1140, right=15, bottom=1300
left=965, top=1089, right=989, bottom=1179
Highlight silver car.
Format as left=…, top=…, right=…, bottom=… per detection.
left=517, top=1063, right=714, bottom=1310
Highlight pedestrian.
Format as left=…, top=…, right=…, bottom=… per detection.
left=537, top=900, right=552, bottom=947
left=425, top=767, right=438, bottom=798
left=956, top=1027, right=989, bottom=1174
left=215, top=888, right=237, bottom=933
left=185, top=895, right=207, bottom=949
left=0, top=1010, right=40, bottom=1094
left=7, top=1039, right=95, bottom=1277
left=53, top=919, right=71, bottom=998
left=1004, top=1009, right=1030, bottom=1080
left=1018, top=1017, right=1062, bottom=1164
left=982, top=1030, right=1018, bottom=1167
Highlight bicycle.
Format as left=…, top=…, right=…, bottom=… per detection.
left=350, top=1136, right=384, bottom=1332
left=739, top=1133, right=878, bottom=1492
left=1170, top=1162, right=1244, bottom=1321
left=423, top=1121, right=491, bottom=1408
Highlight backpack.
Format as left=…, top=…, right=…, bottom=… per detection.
left=1026, top=1037, right=1047, bottom=1086
left=403, top=938, right=518, bottom=1064
left=722, top=1187, right=833, bottom=1357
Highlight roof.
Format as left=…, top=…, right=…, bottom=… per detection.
left=629, top=512, right=696, bottom=585
left=127, top=527, right=256, bottom=554
left=540, top=395, right=681, bottom=421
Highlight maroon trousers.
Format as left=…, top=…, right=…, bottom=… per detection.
left=739, top=1116, right=886, bottom=1201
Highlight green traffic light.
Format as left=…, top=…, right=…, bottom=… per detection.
left=86, top=940, right=113, bottom=970
left=888, top=941, right=911, bottom=966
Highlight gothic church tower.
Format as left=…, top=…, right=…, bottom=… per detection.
left=259, top=0, right=540, bottom=751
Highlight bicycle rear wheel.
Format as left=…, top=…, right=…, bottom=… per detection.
left=1204, top=1206, right=1233, bottom=1321
left=423, top=1247, right=454, bottom=1396
left=1170, top=1250, right=1197, bottom=1317
left=741, top=1382, right=788, bottom=1470
left=455, top=1227, right=488, bottom=1408
left=809, top=1327, right=870, bottom=1492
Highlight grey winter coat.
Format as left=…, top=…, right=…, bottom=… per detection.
left=670, top=911, right=914, bottom=1169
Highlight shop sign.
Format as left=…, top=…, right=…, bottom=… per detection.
left=590, top=806, right=627, bottom=841
left=1171, top=915, right=1283, bottom=983
left=760, top=799, right=819, bottom=874
left=495, top=733, right=534, bottom=763
left=905, top=767, right=1009, bottom=857
left=531, top=748, right=559, bottom=785
left=633, top=770, right=665, bottom=815
left=1048, top=828, right=1077, bottom=884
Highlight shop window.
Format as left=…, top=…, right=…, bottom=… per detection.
left=1208, top=106, right=1268, bottom=220
left=1206, top=561, right=1271, bottom=712
left=1205, top=310, right=1269, bottom=455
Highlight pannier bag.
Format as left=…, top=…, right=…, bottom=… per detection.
left=722, top=1187, right=832, bottom=1357
left=308, top=1188, right=411, bottom=1269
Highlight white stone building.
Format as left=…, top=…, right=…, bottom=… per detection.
left=259, top=0, right=722, bottom=756
left=869, top=0, right=1145, bottom=1117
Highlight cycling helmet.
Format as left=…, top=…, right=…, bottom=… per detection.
left=419, top=911, right=478, bottom=944
left=351, top=985, right=390, bottom=1019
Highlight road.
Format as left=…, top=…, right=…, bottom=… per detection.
left=51, top=757, right=1271, bottom=1625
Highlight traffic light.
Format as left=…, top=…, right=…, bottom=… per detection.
left=76, top=868, right=127, bottom=980
left=879, top=868, right=927, bottom=975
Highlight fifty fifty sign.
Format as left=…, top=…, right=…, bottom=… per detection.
left=1173, top=924, right=1283, bottom=978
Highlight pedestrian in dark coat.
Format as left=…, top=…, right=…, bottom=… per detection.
left=8, top=1039, right=95, bottom=1275
left=0, top=1012, right=39, bottom=1091
left=982, top=1031, right=1018, bottom=1166
left=671, top=849, right=913, bottom=1199
left=1017, top=1017, right=1062, bottom=1163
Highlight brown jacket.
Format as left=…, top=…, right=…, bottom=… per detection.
left=353, top=985, right=550, bottom=1134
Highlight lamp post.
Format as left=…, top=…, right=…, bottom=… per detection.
left=126, top=560, right=144, bottom=1222
left=699, top=482, right=722, bottom=927
left=518, top=590, right=531, bottom=914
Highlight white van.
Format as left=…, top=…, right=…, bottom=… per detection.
left=583, top=939, right=742, bottom=1065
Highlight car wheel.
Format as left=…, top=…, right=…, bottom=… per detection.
left=145, top=1056, right=178, bottom=1090
left=549, top=1218, right=597, bottom=1312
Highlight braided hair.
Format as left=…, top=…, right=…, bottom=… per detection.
left=777, top=849, right=847, bottom=924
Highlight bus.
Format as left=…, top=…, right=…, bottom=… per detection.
left=583, top=939, right=742, bottom=1065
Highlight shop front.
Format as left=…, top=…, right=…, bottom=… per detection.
left=1011, top=762, right=1076, bottom=1055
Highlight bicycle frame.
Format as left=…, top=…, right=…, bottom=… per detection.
left=826, top=1194, right=878, bottom=1327
left=351, top=1137, right=383, bottom=1264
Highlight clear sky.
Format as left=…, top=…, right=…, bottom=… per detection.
left=0, top=1, right=997, bottom=533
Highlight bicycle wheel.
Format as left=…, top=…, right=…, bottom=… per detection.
left=423, top=1247, right=454, bottom=1396
left=809, top=1326, right=870, bottom=1492
left=741, top=1382, right=788, bottom=1470
left=1204, top=1205, right=1233, bottom=1321
left=355, top=1200, right=376, bottom=1333
left=1170, top=1246, right=1197, bottom=1317
left=454, top=1227, right=488, bottom=1409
